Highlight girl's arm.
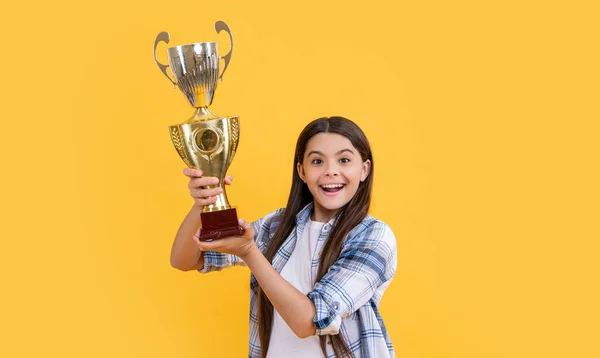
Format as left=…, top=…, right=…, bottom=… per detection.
left=170, top=169, right=231, bottom=271
left=307, top=222, right=397, bottom=335
left=196, top=219, right=397, bottom=338
left=170, top=204, right=205, bottom=271
left=243, top=243, right=317, bottom=338
left=197, top=220, right=317, bottom=338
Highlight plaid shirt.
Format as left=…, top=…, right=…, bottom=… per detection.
left=200, top=202, right=397, bottom=357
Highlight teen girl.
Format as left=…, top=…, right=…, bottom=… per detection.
left=171, top=117, right=397, bottom=357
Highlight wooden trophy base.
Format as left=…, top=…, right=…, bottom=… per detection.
left=198, top=208, right=244, bottom=241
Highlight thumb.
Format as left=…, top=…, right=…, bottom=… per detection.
left=238, top=218, right=254, bottom=236
left=197, top=240, right=216, bottom=252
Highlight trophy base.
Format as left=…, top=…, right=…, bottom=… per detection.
left=199, top=208, right=245, bottom=241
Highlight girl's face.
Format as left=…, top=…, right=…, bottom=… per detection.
left=297, top=132, right=371, bottom=223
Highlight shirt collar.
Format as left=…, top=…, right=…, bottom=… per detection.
left=295, top=202, right=314, bottom=226
left=295, top=201, right=337, bottom=234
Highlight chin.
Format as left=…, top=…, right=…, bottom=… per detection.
left=318, top=199, right=350, bottom=211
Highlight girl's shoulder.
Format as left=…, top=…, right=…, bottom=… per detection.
left=262, top=207, right=286, bottom=224
left=251, top=208, right=286, bottom=253
left=345, top=214, right=397, bottom=248
left=251, top=207, right=286, bottom=234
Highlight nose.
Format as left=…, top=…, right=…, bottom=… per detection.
left=324, top=163, right=339, bottom=177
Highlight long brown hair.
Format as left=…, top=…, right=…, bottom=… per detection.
left=257, top=116, right=374, bottom=357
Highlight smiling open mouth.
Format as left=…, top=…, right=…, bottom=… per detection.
left=320, top=184, right=345, bottom=193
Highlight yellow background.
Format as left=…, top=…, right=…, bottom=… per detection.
left=1, top=0, right=599, bottom=357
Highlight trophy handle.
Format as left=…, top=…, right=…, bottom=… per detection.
left=153, top=32, right=177, bottom=87
left=215, top=21, right=233, bottom=81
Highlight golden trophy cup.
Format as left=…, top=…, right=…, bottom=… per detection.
left=153, top=21, right=243, bottom=241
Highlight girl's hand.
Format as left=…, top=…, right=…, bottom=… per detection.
left=183, top=168, right=233, bottom=209
left=194, top=219, right=256, bottom=259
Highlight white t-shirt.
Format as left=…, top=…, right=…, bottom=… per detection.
left=267, top=219, right=325, bottom=358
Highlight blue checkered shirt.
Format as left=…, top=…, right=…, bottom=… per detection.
left=200, top=202, right=397, bottom=357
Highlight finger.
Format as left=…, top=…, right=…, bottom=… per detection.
left=183, top=168, right=203, bottom=178
left=192, top=188, right=223, bottom=201
left=197, top=240, right=217, bottom=252
left=238, top=218, right=251, bottom=229
left=189, top=176, right=219, bottom=189
left=224, top=175, right=233, bottom=185
left=195, top=196, right=219, bottom=207
left=238, top=219, right=254, bottom=237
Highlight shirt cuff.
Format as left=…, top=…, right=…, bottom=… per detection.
left=199, top=250, right=231, bottom=273
left=307, top=291, right=344, bottom=335
left=315, top=315, right=342, bottom=336
left=195, top=227, right=233, bottom=273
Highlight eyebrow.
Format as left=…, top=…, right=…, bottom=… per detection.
left=307, top=148, right=355, bottom=157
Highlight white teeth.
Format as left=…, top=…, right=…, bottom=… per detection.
left=321, top=184, right=344, bottom=189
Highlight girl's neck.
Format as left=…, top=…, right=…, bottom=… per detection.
left=310, top=204, right=339, bottom=223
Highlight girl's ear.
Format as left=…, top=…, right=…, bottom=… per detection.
left=360, top=159, right=372, bottom=182
left=297, top=162, right=306, bottom=183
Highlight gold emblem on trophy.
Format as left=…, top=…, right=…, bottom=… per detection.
left=153, top=21, right=243, bottom=241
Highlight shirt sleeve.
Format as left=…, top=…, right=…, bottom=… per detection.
left=198, top=208, right=284, bottom=273
left=306, top=221, right=398, bottom=335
